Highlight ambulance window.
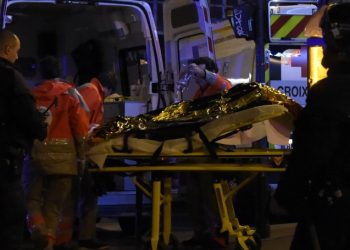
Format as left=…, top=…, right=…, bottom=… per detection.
left=171, top=4, right=198, bottom=28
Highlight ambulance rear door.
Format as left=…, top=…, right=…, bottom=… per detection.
left=212, top=20, right=255, bottom=85
left=268, top=1, right=318, bottom=107
left=163, top=0, right=215, bottom=101
left=0, top=0, right=8, bottom=28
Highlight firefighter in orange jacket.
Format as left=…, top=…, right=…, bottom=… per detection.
left=70, top=39, right=115, bottom=249
left=22, top=56, right=89, bottom=250
left=190, top=66, right=231, bottom=99
left=77, top=77, right=104, bottom=129
left=74, top=72, right=116, bottom=249
left=181, top=57, right=232, bottom=249
left=180, top=56, right=232, bottom=99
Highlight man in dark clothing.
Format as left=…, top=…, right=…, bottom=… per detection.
left=275, top=3, right=350, bottom=250
left=0, top=29, right=47, bottom=249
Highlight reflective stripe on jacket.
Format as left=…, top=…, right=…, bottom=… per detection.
left=77, top=78, right=104, bottom=126
left=31, top=79, right=89, bottom=175
left=193, top=72, right=232, bottom=99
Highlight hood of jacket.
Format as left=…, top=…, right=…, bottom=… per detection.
left=32, top=79, right=72, bottom=98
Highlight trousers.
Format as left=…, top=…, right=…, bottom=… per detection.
left=22, top=161, right=74, bottom=240
left=0, top=158, right=26, bottom=249
left=77, top=169, right=99, bottom=240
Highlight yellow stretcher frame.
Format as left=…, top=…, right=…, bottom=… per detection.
left=89, top=149, right=288, bottom=250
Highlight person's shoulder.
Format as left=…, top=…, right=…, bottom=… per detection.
left=308, top=77, right=329, bottom=95
left=0, top=57, right=12, bottom=67
left=78, top=81, right=101, bottom=97
left=0, top=58, right=14, bottom=73
left=0, top=59, right=18, bottom=90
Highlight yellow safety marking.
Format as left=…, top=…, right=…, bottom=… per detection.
left=271, top=15, right=305, bottom=38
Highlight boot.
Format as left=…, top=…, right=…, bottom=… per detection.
left=27, top=214, right=49, bottom=250
left=43, top=229, right=56, bottom=250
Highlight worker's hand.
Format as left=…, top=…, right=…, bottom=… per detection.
left=188, top=63, right=206, bottom=79
left=88, top=123, right=100, bottom=135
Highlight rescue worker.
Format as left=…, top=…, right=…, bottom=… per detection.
left=181, top=57, right=232, bottom=249
left=75, top=72, right=116, bottom=250
left=71, top=40, right=115, bottom=250
left=182, top=56, right=232, bottom=99
left=275, top=2, right=350, bottom=249
left=77, top=74, right=105, bottom=130
left=0, top=29, right=47, bottom=250
left=22, top=56, right=89, bottom=250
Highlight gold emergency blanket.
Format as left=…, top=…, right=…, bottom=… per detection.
left=87, top=82, right=301, bottom=167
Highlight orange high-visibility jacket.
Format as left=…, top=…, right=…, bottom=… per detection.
left=31, top=79, right=89, bottom=175
left=193, top=72, right=232, bottom=99
left=77, top=78, right=104, bottom=126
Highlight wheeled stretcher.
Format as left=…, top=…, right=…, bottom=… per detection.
left=89, top=149, right=288, bottom=250
left=87, top=82, right=298, bottom=249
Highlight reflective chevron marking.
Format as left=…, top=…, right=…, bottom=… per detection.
left=270, top=15, right=311, bottom=39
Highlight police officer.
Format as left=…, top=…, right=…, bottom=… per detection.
left=0, top=29, right=47, bottom=249
left=275, top=2, right=350, bottom=249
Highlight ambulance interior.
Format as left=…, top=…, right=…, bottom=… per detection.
left=5, top=2, right=152, bottom=117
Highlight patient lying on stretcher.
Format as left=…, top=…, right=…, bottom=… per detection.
left=87, top=82, right=301, bottom=166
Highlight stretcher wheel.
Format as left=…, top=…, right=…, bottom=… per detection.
left=143, top=233, right=179, bottom=250
left=118, top=215, right=150, bottom=235
left=234, top=232, right=261, bottom=250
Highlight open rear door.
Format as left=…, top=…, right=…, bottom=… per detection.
left=97, top=1, right=166, bottom=110
left=163, top=0, right=215, bottom=101
left=0, top=0, right=8, bottom=28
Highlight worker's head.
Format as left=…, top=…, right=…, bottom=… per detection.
left=0, top=29, right=20, bottom=64
left=39, top=56, right=60, bottom=80
left=185, top=57, right=218, bottom=90
left=71, top=39, right=103, bottom=85
left=321, top=2, right=350, bottom=67
left=98, top=71, right=118, bottom=96
left=190, top=57, right=218, bottom=73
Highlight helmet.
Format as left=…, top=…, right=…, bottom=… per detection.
left=321, top=2, right=350, bottom=66
left=321, top=3, right=350, bottom=44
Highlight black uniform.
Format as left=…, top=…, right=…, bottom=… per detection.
left=0, top=57, right=47, bottom=249
left=275, top=65, right=350, bottom=250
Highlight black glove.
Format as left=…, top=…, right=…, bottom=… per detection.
left=37, top=117, right=48, bottom=141
left=35, top=108, right=49, bottom=141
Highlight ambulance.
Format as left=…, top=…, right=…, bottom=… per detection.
left=267, top=0, right=319, bottom=107
left=0, top=0, right=256, bottom=220
left=0, top=0, right=255, bottom=112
